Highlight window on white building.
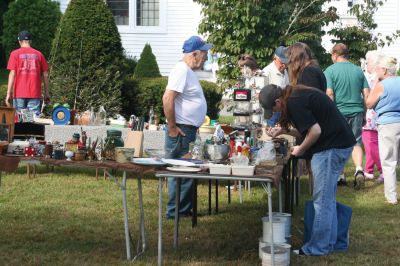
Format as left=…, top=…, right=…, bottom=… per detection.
left=106, top=0, right=129, bottom=25
left=136, top=0, right=160, bottom=26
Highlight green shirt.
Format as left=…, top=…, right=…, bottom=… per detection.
left=324, top=61, right=369, bottom=117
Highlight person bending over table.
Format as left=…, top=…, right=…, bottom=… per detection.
left=259, top=84, right=355, bottom=256
left=162, top=36, right=212, bottom=219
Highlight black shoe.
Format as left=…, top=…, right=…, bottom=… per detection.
left=353, top=170, right=365, bottom=190
left=337, top=179, right=347, bottom=186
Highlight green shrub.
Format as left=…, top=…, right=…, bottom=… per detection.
left=133, top=43, right=161, bottom=78
left=49, top=0, right=124, bottom=115
left=121, top=55, right=138, bottom=77
left=120, top=77, right=223, bottom=122
left=2, top=0, right=61, bottom=61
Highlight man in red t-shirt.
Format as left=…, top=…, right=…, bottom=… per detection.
left=5, top=31, right=50, bottom=114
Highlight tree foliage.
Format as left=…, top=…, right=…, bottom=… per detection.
left=196, top=0, right=337, bottom=80
left=133, top=43, right=161, bottom=78
left=329, top=0, right=400, bottom=64
left=0, top=0, right=14, bottom=68
left=2, top=0, right=61, bottom=62
left=49, top=0, right=125, bottom=115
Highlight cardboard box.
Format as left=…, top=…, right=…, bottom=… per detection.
left=124, top=131, right=143, bottom=158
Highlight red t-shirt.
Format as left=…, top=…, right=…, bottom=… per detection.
left=7, top=47, right=49, bottom=98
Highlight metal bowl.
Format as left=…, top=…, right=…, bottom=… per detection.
left=144, top=148, right=166, bottom=159
left=204, top=144, right=230, bottom=162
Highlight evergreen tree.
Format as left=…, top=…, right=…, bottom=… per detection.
left=0, top=0, right=13, bottom=68
left=2, top=0, right=61, bottom=62
left=49, top=0, right=125, bottom=114
left=133, top=43, right=161, bottom=78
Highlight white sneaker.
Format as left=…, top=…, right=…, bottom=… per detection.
left=364, top=172, right=374, bottom=180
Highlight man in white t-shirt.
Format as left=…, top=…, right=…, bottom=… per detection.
left=162, top=35, right=212, bottom=219
left=262, top=46, right=289, bottom=88
left=262, top=46, right=289, bottom=127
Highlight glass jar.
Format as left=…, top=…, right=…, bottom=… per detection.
left=104, top=129, right=124, bottom=160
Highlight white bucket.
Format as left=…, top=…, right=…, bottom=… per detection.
left=272, top=212, right=292, bottom=238
left=260, top=243, right=291, bottom=266
left=259, top=238, right=291, bottom=260
left=261, top=217, right=286, bottom=243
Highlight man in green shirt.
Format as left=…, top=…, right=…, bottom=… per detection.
left=324, top=43, right=369, bottom=190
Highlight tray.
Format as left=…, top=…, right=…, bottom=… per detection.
left=131, top=158, right=166, bottom=166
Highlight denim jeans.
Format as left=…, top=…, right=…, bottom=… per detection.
left=302, top=146, right=353, bottom=255
left=13, top=98, right=41, bottom=114
left=165, top=126, right=197, bottom=218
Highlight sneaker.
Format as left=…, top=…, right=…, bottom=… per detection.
left=337, top=179, right=347, bottom=186
left=386, top=199, right=398, bottom=205
left=293, top=249, right=307, bottom=256
left=376, top=174, right=384, bottom=183
left=353, top=170, right=365, bottom=190
left=364, top=172, right=374, bottom=180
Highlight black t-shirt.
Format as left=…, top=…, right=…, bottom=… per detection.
left=287, top=88, right=355, bottom=159
left=298, top=65, right=327, bottom=92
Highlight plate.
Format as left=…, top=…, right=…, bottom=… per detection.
left=131, top=158, right=166, bottom=166
left=161, top=159, right=196, bottom=167
left=167, top=166, right=202, bottom=173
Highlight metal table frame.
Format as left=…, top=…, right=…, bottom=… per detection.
left=156, top=171, right=276, bottom=266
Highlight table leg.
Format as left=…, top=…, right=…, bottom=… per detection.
left=267, top=182, right=275, bottom=266
left=208, top=179, right=212, bottom=215
left=158, top=178, right=163, bottom=266
left=173, top=178, right=181, bottom=249
left=228, top=180, right=231, bottom=204
left=0, top=171, right=2, bottom=188
left=239, top=181, right=243, bottom=204
left=291, top=159, right=295, bottom=214
left=137, top=177, right=146, bottom=252
left=192, top=179, right=197, bottom=228
left=279, top=181, right=282, bottom=213
left=122, top=172, right=132, bottom=260
left=215, top=179, right=218, bottom=214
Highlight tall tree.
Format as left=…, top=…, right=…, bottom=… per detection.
left=329, top=0, right=400, bottom=64
left=196, top=0, right=337, bottom=80
left=49, top=0, right=125, bottom=114
left=2, top=0, right=60, bottom=65
left=0, top=0, right=13, bottom=68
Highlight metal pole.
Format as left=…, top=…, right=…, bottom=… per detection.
left=137, top=177, right=146, bottom=252
left=158, top=178, right=163, bottom=266
left=267, top=182, right=275, bottom=266
left=173, top=178, right=181, bottom=249
left=122, top=172, right=132, bottom=260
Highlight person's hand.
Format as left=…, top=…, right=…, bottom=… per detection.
left=168, top=126, right=185, bottom=138
left=5, top=93, right=12, bottom=107
left=291, top=145, right=304, bottom=157
left=266, top=126, right=284, bottom=138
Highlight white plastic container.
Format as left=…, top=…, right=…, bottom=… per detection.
left=259, top=238, right=291, bottom=260
left=208, top=163, right=231, bottom=175
left=231, top=165, right=255, bottom=176
left=261, top=217, right=286, bottom=243
left=272, top=212, right=292, bottom=239
left=260, top=243, right=291, bottom=266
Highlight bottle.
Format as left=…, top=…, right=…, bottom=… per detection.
left=98, top=106, right=107, bottom=125
left=148, top=106, right=155, bottom=125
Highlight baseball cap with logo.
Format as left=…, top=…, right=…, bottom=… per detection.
left=275, top=46, right=288, bottom=64
left=182, top=36, right=213, bottom=53
left=259, top=84, right=283, bottom=119
left=18, top=31, right=32, bottom=41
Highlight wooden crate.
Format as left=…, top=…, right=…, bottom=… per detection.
left=0, top=107, right=16, bottom=142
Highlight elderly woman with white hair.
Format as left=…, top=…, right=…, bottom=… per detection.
left=362, top=51, right=384, bottom=182
left=366, top=55, right=400, bottom=205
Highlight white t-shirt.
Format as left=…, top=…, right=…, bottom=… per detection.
left=262, top=62, right=289, bottom=89
left=166, top=61, right=207, bottom=127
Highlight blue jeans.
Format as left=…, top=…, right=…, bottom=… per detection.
left=165, top=126, right=197, bottom=218
left=13, top=98, right=41, bottom=114
left=302, top=146, right=352, bottom=255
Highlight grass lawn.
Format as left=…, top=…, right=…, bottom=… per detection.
left=1, top=163, right=400, bottom=265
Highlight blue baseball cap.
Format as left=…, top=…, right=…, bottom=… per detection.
left=182, top=36, right=213, bottom=53
left=18, top=31, right=32, bottom=41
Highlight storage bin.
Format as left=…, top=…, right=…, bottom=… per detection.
left=231, top=165, right=255, bottom=176
left=208, top=163, right=231, bottom=175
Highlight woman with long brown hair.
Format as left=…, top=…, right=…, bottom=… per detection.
left=259, top=84, right=355, bottom=256
left=285, top=42, right=326, bottom=92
